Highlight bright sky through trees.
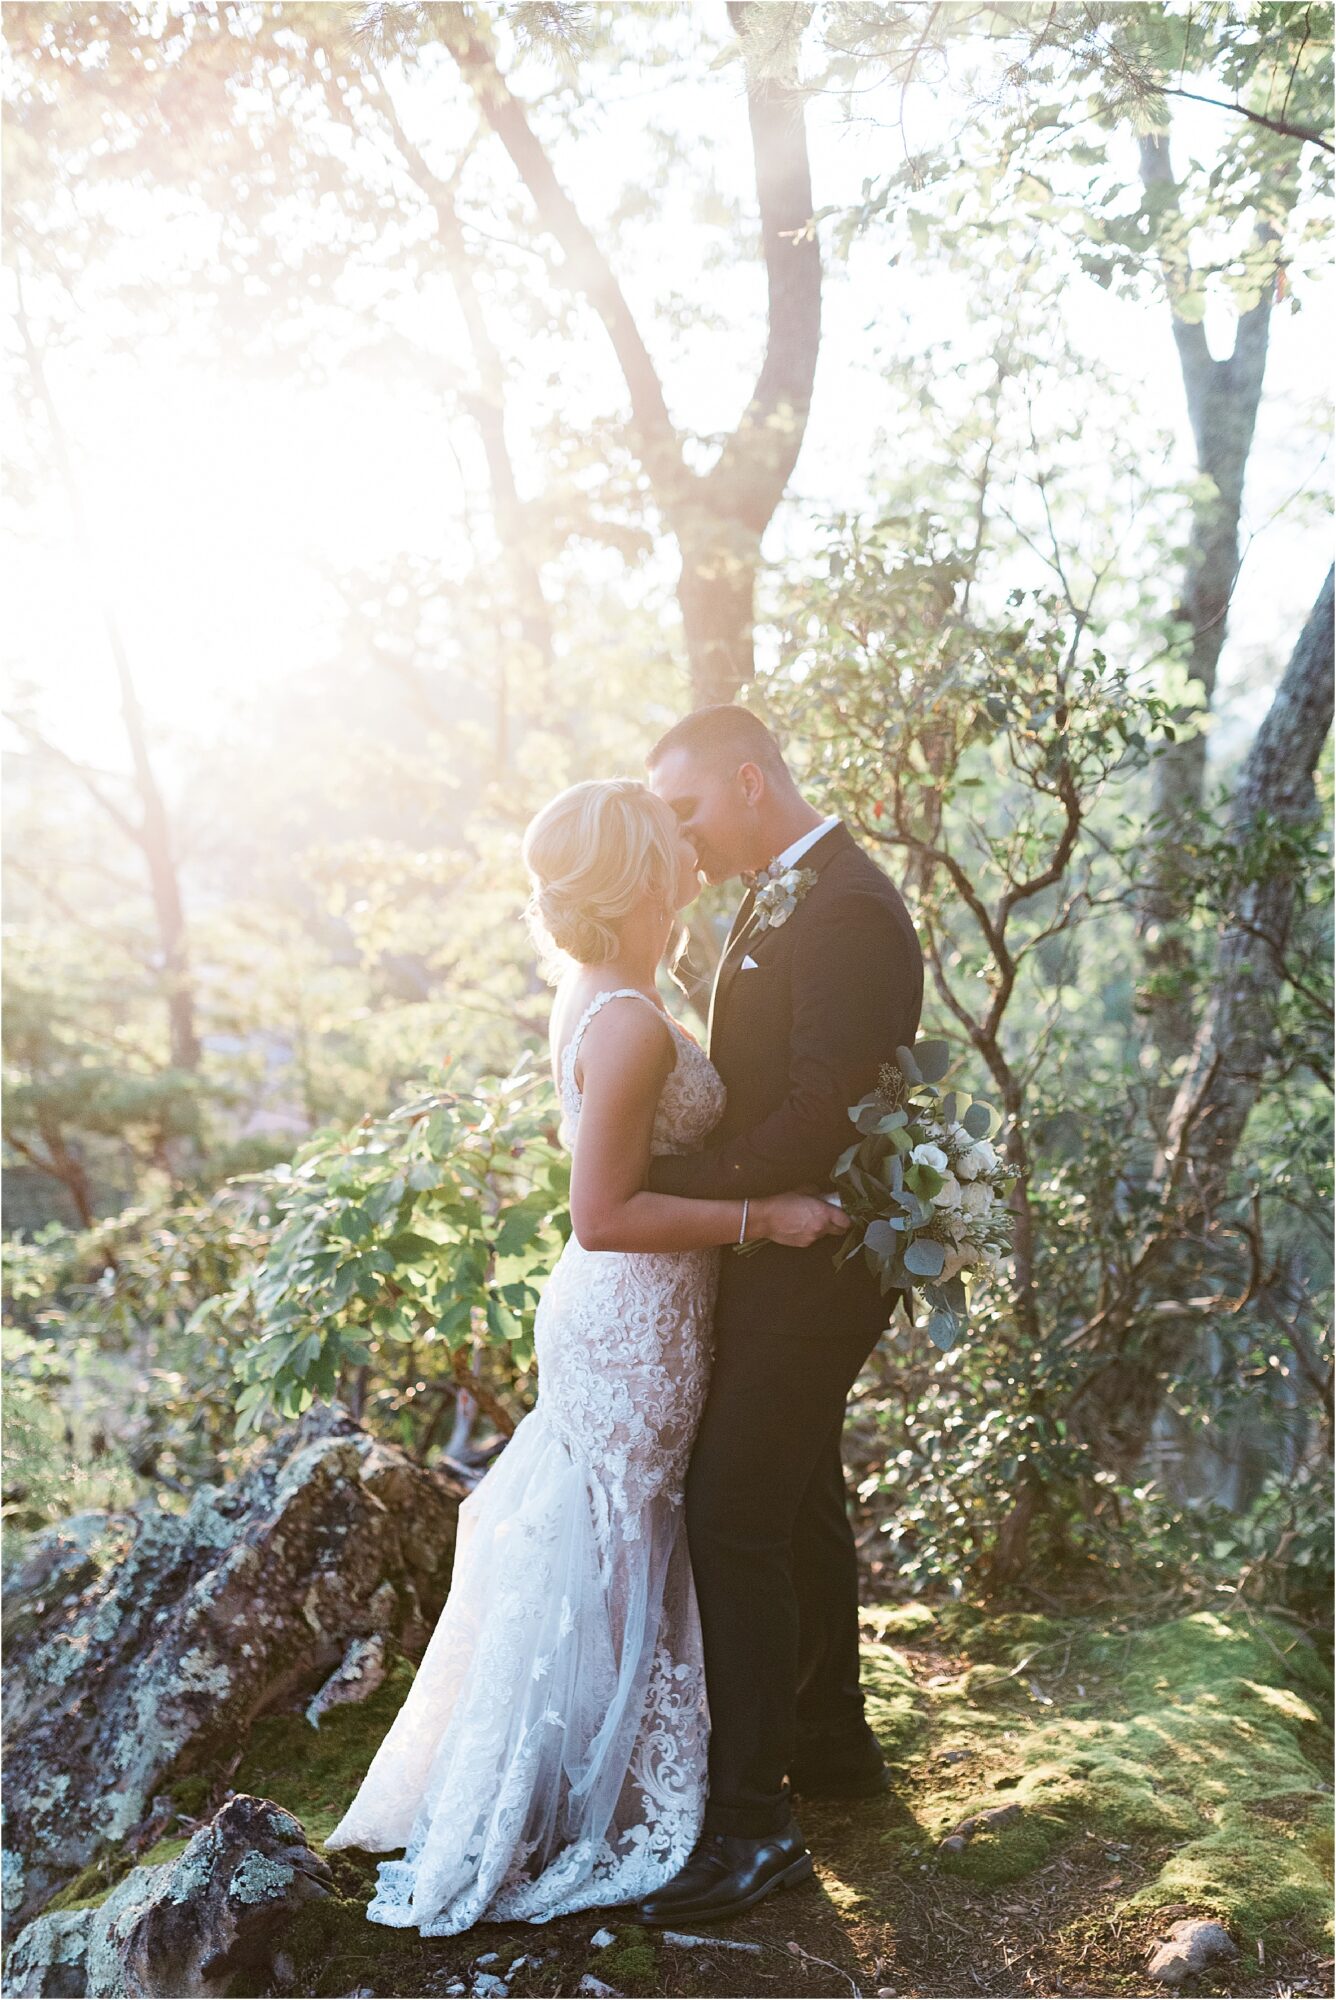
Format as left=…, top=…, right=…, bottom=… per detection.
left=4, top=9, right=1330, bottom=772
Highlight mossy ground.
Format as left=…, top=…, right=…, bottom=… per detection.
left=231, top=1602, right=1333, bottom=1996
left=27, top=1606, right=1333, bottom=1997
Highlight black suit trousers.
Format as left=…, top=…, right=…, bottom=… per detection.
left=686, top=1317, right=885, bottom=1837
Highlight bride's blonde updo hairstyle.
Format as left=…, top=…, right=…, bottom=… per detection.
left=522, top=778, right=685, bottom=982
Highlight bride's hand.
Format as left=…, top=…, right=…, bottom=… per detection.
left=753, top=1191, right=847, bottom=1248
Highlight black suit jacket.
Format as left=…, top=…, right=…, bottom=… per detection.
left=648, top=823, right=925, bottom=1341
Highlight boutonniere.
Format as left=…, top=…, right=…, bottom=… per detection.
left=747, top=862, right=818, bottom=932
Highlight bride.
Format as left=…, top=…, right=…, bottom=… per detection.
left=324, top=777, right=844, bottom=1935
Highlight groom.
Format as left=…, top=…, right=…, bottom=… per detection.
left=635, top=704, right=924, bottom=1926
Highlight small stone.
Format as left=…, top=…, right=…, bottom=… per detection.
left=975, top=1802, right=1022, bottom=1831
left=659, top=1930, right=763, bottom=1952
left=443, top=1985, right=466, bottom=1996
left=934, top=1748, right=969, bottom=1765
left=938, top=1833, right=969, bottom=1854
left=506, top=1957, right=532, bottom=1975
left=1147, top=1919, right=1237, bottom=1986
left=877, top=1989, right=898, bottom=1996
left=471, top=1978, right=508, bottom=1999
left=577, top=1979, right=623, bottom=1998
left=589, top=1927, right=617, bottom=1948
left=475, top=1954, right=500, bottom=1967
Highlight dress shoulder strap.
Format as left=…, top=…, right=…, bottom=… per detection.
left=560, top=988, right=674, bottom=1100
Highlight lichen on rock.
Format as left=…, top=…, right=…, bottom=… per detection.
left=3, top=1794, right=332, bottom=1999
left=0, top=1405, right=462, bottom=1927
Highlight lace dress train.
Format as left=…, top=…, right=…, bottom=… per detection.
left=324, top=988, right=726, bottom=1935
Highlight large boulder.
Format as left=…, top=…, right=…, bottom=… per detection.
left=1, top=1406, right=462, bottom=1929
left=2, top=1795, right=331, bottom=1998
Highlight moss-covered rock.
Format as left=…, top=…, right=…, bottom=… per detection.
left=1, top=1406, right=462, bottom=1928
left=2, top=1795, right=331, bottom=1998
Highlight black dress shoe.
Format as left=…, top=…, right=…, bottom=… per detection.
left=787, top=1760, right=891, bottom=1800
left=632, top=1819, right=814, bottom=1926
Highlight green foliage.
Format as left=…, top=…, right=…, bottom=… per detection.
left=2, top=0, right=1328, bottom=1609
left=819, top=0, right=1332, bottom=306
left=228, top=1061, right=569, bottom=1436
left=0, top=1321, right=140, bottom=1566
left=2, top=1184, right=277, bottom=1518
left=0, top=1031, right=574, bottom=1506
left=758, top=510, right=1329, bottom=1594
left=1, top=931, right=208, bottom=1224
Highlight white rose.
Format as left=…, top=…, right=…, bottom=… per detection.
left=968, top=1139, right=998, bottom=1174
left=931, top=1171, right=963, bottom=1211
left=910, top=1143, right=949, bottom=1173
left=960, top=1180, right=993, bottom=1216
left=954, top=1146, right=981, bottom=1180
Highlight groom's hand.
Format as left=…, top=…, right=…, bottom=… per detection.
left=754, top=1192, right=848, bottom=1248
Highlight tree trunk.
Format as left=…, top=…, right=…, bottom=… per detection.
left=1157, top=565, right=1333, bottom=1211
left=5, top=1123, right=97, bottom=1230
left=1073, top=568, right=1334, bottom=1467
left=15, top=281, right=201, bottom=1077
left=1136, top=133, right=1278, bottom=1085
left=440, top=1, right=821, bottom=707
left=676, top=522, right=762, bottom=704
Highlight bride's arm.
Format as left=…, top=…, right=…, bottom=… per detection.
left=569, top=1000, right=842, bottom=1254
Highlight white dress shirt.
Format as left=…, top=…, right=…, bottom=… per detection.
left=769, top=813, right=841, bottom=873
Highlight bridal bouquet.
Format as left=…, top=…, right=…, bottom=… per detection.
left=830, top=1038, right=1017, bottom=1352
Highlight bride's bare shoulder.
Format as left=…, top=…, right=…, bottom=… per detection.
left=568, top=989, right=675, bottom=1100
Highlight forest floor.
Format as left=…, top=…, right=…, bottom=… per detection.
left=192, top=1596, right=1334, bottom=2000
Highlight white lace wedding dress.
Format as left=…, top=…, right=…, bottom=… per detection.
left=325, top=987, right=725, bottom=1935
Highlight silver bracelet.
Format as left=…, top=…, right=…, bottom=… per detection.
left=738, top=1198, right=749, bottom=1245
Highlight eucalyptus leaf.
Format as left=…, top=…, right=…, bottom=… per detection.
left=905, top=1237, right=946, bottom=1277
left=963, top=1103, right=992, bottom=1139
left=913, top=1039, right=951, bottom=1084
left=927, top=1308, right=962, bottom=1352
left=864, top=1218, right=901, bottom=1256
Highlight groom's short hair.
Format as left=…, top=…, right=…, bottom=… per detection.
left=647, top=705, right=790, bottom=782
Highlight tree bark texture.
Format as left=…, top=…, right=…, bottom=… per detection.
left=1136, top=132, right=1278, bottom=1080
left=1074, top=568, right=1333, bottom=1467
